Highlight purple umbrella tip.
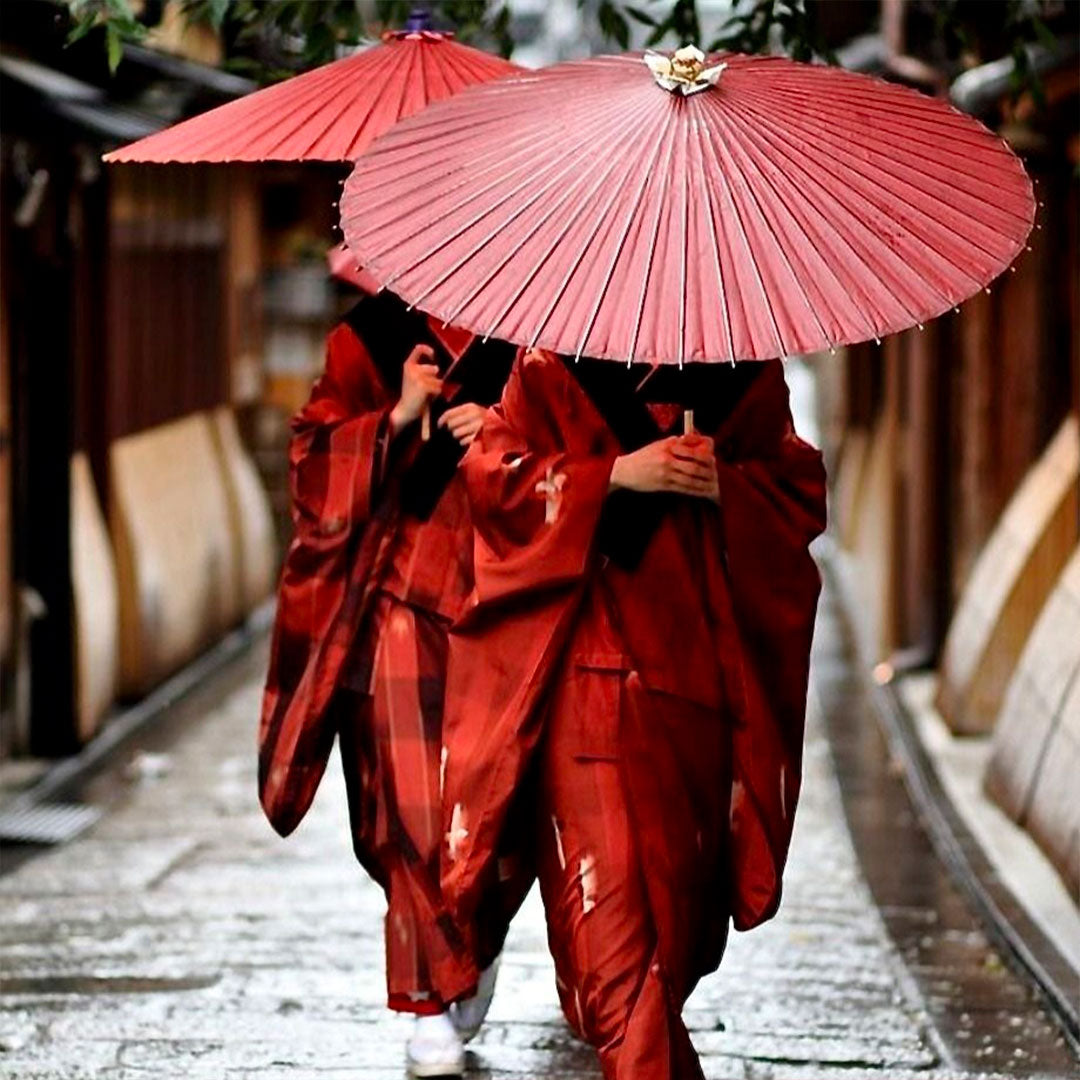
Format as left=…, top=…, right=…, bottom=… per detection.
left=405, top=9, right=432, bottom=33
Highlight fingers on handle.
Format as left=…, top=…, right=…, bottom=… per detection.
left=407, top=344, right=436, bottom=364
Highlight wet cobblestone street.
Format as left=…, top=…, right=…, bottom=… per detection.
left=0, top=577, right=1076, bottom=1080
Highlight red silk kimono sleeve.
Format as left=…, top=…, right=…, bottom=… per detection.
left=462, top=353, right=616, bottom=612
left=707, top=368, right=827, bottom=929
left=260, top=322, right=399, bottom=836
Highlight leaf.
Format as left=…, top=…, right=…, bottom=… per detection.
left=65, top=15, right=99, bottom=46
left=597, top=1, right=630, bottom=49
left=645, top=17, right=673, bottom=47
left=106, top=24, right=123, bottom=72
left=625, top=5, right=659, bottom=27
left=1031, top=15, right=1058, bottom=51
left=207, top=0, right=230, bottom=30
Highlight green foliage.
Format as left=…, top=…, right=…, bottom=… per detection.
left=710, top=0, right=835, bottom=63
left=919, top=0, right=1061, bottom=105
left=587, top=0, right=700, bottom=50
left=60, top=0, right=1071, bottom=108
left=62, top=0, right=514, bottom=75
left=65, top=0, right=147, bottom=71
left=597, top=1, right=630, bottom=50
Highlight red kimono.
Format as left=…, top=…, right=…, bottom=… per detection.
left=259, top=290, right=519, bottom=1012
left=441, top=351, right=826, bottom=1078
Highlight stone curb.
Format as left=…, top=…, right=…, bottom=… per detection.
left=824, top=548, right=1080, bottom=1055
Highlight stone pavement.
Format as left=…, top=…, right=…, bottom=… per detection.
left=0, top=583, right=1076, bottom=1080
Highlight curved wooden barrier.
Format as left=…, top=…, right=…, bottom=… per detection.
left=209, top=407, right=276, bottom=612
left=70, top=453, right=119, bottom=741
left=986, top=547, right=1080, bottom=895
left=937, top=417, right=1079, bottom=733
left=109, top=414, right=240, bottom=698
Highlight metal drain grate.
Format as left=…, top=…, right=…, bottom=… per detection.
left=0, top=802, right=101, bottom=845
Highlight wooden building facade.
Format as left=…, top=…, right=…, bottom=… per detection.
left=0, top=10, right=285, bottom=758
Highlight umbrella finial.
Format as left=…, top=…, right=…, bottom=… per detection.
left=405, top=8, right=432, bottom=34
left=644, top=46, right=726, bottom=96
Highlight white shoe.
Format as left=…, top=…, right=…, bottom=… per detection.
left=406, top=1012, right=465, bottom=1078
left=450, top=955, right=500, bottom=1044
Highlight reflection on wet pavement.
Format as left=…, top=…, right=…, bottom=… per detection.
left=0, top=578, right=1075, bottom=1079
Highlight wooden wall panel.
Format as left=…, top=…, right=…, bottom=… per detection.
left=106, top=165, right=229, bottom=445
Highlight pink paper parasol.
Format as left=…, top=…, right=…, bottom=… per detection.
left=104, top=26, right=519, bottom=164
left=340, top=48, right=1034, bottom=365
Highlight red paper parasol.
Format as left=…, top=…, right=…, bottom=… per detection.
left=340, top=48, right=1034, bottom=365
left=104, top=25, right=519, bottom=164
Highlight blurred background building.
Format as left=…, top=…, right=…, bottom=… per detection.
left=0, top=0, right=1076, bottom=993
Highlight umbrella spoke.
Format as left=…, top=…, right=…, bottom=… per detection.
left=715, top=104, right=876, bottom=347
left=733, top=84, right=1030, bottom=239
left=345, top=90, right=635, bottom=249
left=352, top=92, right=648, bottom=294
left=554, top=98, right=673, bottom=362
left=698, top=104, right=788, bottom=358
left=729, top=91, right=1000, bottom=307
left=691, top=117, right=736, bottom=364
left=340, top=49, right=1033, bottom=365
left=624, top=106, right=680, bottom=365
left=105, top=34, right=520, bottom=165
left=457, top=91, right=669, bottom=338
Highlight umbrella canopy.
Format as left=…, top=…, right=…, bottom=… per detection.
left=104, top=26, right=519, bottom=164
left=340, top=48, right=1035, bottom=365
left=327, top=243, right=380, bottom=293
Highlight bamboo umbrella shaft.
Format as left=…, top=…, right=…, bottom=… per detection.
left=684, top=409, right=695, bottom=436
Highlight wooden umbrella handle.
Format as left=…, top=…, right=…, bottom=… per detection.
left=421, top=404, right=432, bottom=442
left=683, top=409, right=695, bottom=436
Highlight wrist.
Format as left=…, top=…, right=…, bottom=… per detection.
left=389, top=402, right=414, bottom=437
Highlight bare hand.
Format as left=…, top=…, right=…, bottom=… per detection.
left=438, top=402, right=487, bottom=447
left=390, top=345, right=442, bottom=434
left=609, top=434, right=719, bottom=503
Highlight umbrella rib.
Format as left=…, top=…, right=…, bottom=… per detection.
left=737, top=74, right=1027, bottom=186
left=763, top=96, right=1029, bottom=225
left=449, top=96, right=666, bottom=335
left=349, top=93, right=640, bottom=284
left=764, top=79, right=996, bottom=136
left=693, top=121, right=736, bottom=364
left=735, top=86, right=1030, bottom=244
left=718, top=103, right=889, bottom=343
left=391, top=40, right=423, bottom=141
left=698, top=103, right=787, bottom=358
left=762, top=79, right=1023, bottom=160
left=733, top=95, right=999, bottom=300
left=711, top=106, right=837, bottom=349
left=677, top=116, right=689, bottom=368
left=716, top=98, right=924, bottom=331
left=288, top=47, right=398, bottom=160
left=523, top=93, right=667, bottom=356
left=207, top=47, right=386, bottom=160
left=560, top=100, right=672, bottom=363
left=347, top=81, right=595, bottom=191
left=379, top=95, right=638, bottom=282
left=347, top=90, right=632, bottom=237
left=213, top=46, right=387, bottom=160
left=334, top=46, right=409, bottom=159
left=625, top=106, right=680, bottom=365
left=409, top=120, right=628, bottom=313
left=422, top=36, right=455, bottom=101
